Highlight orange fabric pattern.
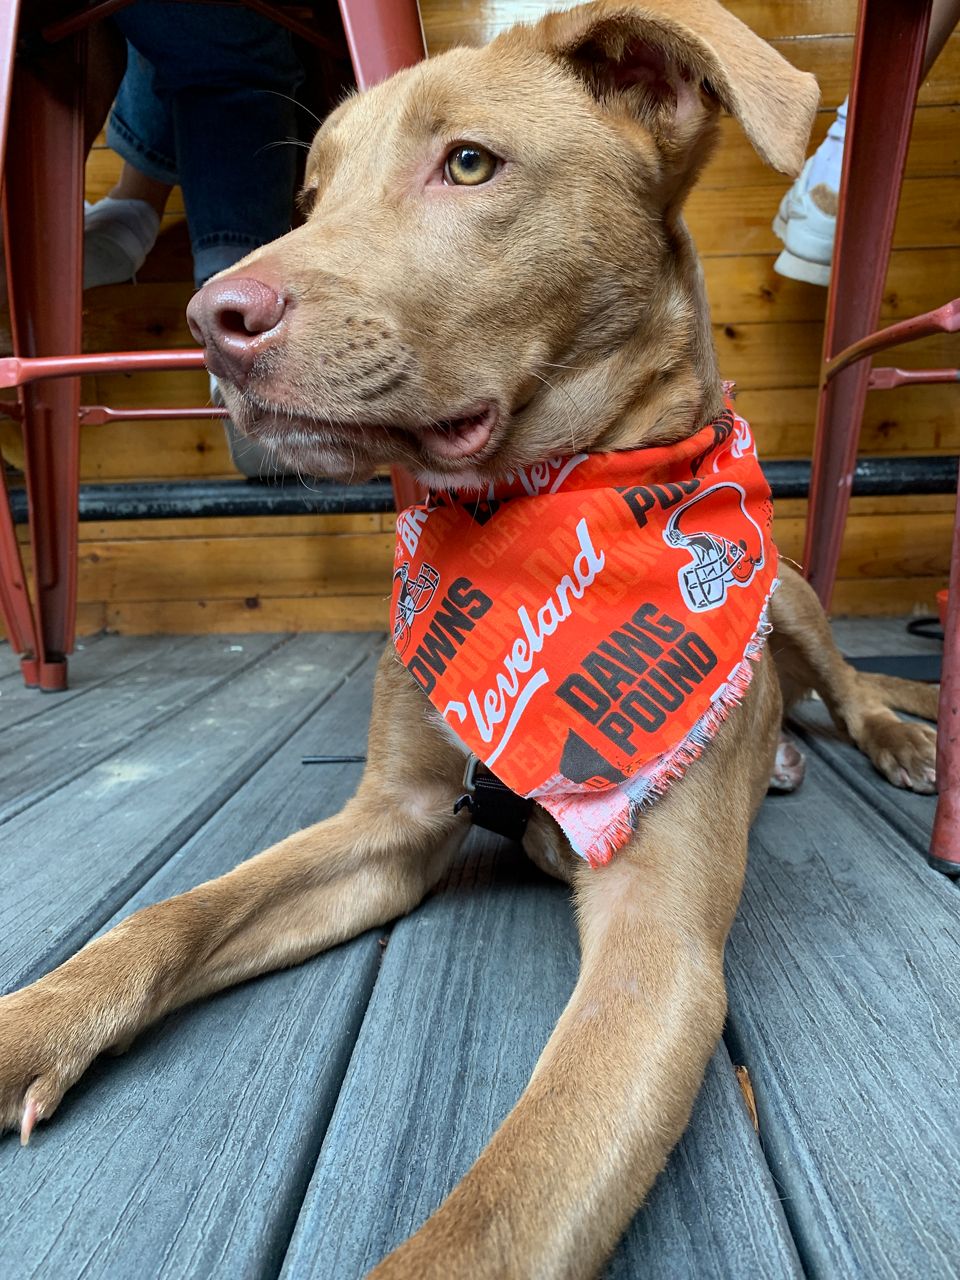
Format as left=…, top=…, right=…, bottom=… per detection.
left=391, top=400, right=778, bottom=865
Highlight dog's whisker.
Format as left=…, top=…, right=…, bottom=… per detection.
left=530, top=369, right=582, bottom=457
left=259, top=88, right=325, bottom=130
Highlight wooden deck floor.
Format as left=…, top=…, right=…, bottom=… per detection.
left=0, top=622, right=956, bottom=1279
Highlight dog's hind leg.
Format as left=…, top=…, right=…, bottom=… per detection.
left=0, top=652, right=467, bottom=1144
left=371, top=663, right=779, bottom=1280
left=770, top=565, right=938, bottom=793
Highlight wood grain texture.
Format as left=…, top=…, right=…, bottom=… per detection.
left=827, top=576, right=948, bottom=616
left=101, top=594, right=392, bottom=635
left=0, top=634, right=289, bottom=822
left=0, top=633, right=147, bottom=728
left=704, top=106, right=960, bottom=188
left=0, top=655, right=382, bottom=1280
left=688, top=178, right=960, bottom=257
left=281, top=837, right=801, bottom=1280
left=70, top=532, right=395, bottom=601
left=86, top=580, right=949, bottom=630
left=725, top=756, right=960, bottom=1278
left=0, top=633, right=380, bottom=990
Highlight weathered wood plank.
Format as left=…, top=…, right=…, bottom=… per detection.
left=829, top=615, right=944, bottom=657
left=714, top=321, right=957, bottom=392
left=738, top=382, right=960, bottom=458
left=0, top=633, right=381, bottom=991
left=725, top=756, right=960, bottom=1278
left=0, top=634, right=282, bottom=823
left=0, top=634, right=180, bottom=730
left=282, top=838, right=801, bottom=1279
left=88, top=580, right=947, bottom=634
left=67, top=532, right=395, bottom=603
left=101, top=595, right=393, bottom=635
left=0, top=655, right=382, bottom=1280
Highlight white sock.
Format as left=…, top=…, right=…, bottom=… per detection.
left=805, top=97, right=847, bottom=195
left=83, top=196, right=161, bottom=289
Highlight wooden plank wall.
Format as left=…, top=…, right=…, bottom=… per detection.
left=3, top=0, right=958, bottom=634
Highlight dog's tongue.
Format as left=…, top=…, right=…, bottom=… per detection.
left=420, top=406, right=494, bottom=459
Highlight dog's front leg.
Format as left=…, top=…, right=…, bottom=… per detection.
left=0, top=655, right=467, bottom=1143
left=372, top=761, right=759, bottom=1279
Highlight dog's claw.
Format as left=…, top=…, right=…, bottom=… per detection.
left=20, top=1097, right=38, bottom=1147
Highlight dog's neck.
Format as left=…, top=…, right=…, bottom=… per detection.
left=584, top=221, right=725, bottom=457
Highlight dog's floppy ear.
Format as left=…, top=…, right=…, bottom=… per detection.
left=527, top=0, right=818, bottom=176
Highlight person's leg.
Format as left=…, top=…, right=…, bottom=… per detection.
left=85, top=46, right=177, bottom=288
left=84, top=19, right=127, bottom=154
left=107, top=162, right=170, bottom=215
left=113, top=3, right=304, bottom=288
left=774, top=0, right=960, bottom=284
left=113, top=4, right=305, bottom=475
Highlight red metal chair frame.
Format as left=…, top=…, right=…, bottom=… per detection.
left=802, top=0, right=959, bottom=872
left=0, top=0, right=426, bottom=691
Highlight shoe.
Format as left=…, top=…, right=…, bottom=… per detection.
left=83, top=197, right=160, bottom=289
left=772, top=158, right=838, bottom=286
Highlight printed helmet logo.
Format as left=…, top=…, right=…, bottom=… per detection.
left=663, top=482, right=764, bottom=612
left=711, top=414, right=756, bottom=472
left=393, top=561, right=440, bottom=653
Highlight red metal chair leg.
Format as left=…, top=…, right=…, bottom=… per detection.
left=0, top=0, right=37, bottom=678
left=802, top=0, right=932, bottom=608
left=930, top=463, right=960, bottom=874
left=337, top=0, right=425, bottom=90
left=338, top=0, right=428, bottom=512
left=4, top=29, right=86, bottom=690
left=0, top=454, right=40, bottom=684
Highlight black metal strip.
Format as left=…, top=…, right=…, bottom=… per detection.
left=761, top=455, right=959, bottom=499
left=7, top=477, right=395, bottom=523
left=6, top=455, right=958, bottom=524
left=846, top=654, right=942, bottom=682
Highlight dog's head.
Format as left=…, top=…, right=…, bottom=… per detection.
left=187, top=0, right=817, bottom=488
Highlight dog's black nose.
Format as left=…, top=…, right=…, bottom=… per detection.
left=186, top=277, right=288, bottom=388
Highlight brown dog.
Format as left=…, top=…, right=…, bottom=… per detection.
left=0, top=2, right=940, bottom=1275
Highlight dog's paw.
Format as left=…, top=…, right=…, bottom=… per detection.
left=768, top=732, right=806, bottom=793
left=0, top=985, right=93, bottom=1145
left=860, top=714, right=937, bottom=794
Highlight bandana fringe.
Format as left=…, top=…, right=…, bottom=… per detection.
left=571, top=583, right=779, bottom=868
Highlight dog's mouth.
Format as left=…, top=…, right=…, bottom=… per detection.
left=415, top=403, right=498, bottom=460
left=231, top=396, right=500, bottom=466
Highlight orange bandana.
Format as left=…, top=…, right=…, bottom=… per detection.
left=391, top=399, right=777, bottom=866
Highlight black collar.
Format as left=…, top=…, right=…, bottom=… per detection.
left=454, top=754, right=533, bottom=843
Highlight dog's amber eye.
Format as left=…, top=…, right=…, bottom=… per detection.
left=444, top=144, right=498, bottom=186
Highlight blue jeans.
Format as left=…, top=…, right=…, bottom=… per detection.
left=106, top=2, right=304, bottom=285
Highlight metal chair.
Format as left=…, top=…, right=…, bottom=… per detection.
left=0, top=0, right=426, bottom=691
left=801, top=0, right=959, bottom=872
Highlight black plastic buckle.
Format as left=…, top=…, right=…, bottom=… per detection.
left=454, top=754, right=533, bottom=842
